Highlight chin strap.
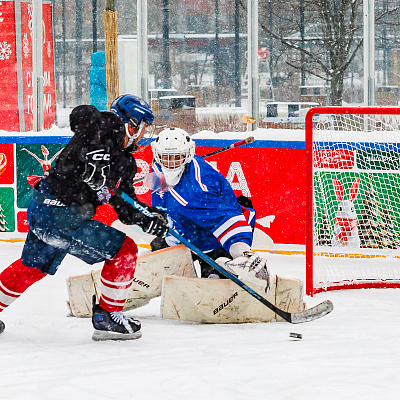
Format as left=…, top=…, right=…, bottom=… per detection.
left=124, top=141, right=138, bottom=154
left=124, top=122, right=147, bottom=150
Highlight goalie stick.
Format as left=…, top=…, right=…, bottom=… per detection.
left=133, top=136, right=255, bottom=185
left=116, top=190, right=333, bottom=324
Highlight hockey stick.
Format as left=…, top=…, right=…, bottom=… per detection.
left=116, top=190, right=333, bottom=324
left=198, top=136, right=255, bottom=158
left=133, top=136, right=255, bottom=185
left=242, top=115, right=257, bottom=124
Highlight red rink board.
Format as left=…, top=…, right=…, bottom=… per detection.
left=0, top=1, right=19, bottom=130
left=0, top=1, right=56, bottom=131
left=94, top=143, right=307, bottom=246
left=0, top=137, right=307, bottom=245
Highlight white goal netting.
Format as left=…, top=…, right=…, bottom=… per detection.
left=307, top=109, right=400, bottom=294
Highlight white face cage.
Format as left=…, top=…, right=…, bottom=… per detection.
left=159, top=152, right=186, bottom=170
left=151, top=128, right=195, bottom=186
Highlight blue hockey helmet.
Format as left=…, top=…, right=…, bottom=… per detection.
left=110, top=94, right=154, bottom=128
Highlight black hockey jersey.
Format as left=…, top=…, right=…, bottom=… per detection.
left=45, top=105, right=141, bottom=223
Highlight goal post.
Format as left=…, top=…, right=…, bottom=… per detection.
left=305, top=106, right=400, bottom=295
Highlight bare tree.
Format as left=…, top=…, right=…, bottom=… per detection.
left=256, top=0, right=363, bottom=105
left=251, top=0, right=400, bottom=105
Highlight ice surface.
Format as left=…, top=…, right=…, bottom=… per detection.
left=0, top=242, right=399, bottom=400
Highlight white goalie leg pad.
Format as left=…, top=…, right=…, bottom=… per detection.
left=66, top=244, right=196, bottom=317
left=161, top=275, right=305, bottom=323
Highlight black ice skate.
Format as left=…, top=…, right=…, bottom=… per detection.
left=91, top=296, right=142, bottom=341
left=0, top=319, right=5, bottom=334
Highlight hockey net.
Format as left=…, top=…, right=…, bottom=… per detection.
left=305, top=107, right=400, bottom=295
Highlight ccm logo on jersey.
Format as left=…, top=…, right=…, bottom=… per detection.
left=43, top=198, right=65, bottom=207
left=92, top=153, right=110, bottom=161
left=86, top=149, right=111, bottom=161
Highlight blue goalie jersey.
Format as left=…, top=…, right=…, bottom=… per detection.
left=151, top=155, right=256, bottom=253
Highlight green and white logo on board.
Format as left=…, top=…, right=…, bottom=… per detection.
left=356, top=150, right=400, bottom=171
left=0, top=188, right=15, bottom=232
left=16, top=144, right=64, bottom=209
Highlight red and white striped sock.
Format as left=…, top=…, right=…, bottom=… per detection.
left=99, top=237, right=138, bottom=312
left=0, top=259, right=46, bottom=312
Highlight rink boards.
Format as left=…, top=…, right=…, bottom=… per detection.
left=0, top=134, right=307, bottom=246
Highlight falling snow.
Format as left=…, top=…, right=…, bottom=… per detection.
left=0, top=40, right=12, bottom=61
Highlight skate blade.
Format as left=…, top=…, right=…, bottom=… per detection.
left=92, top=329, right=142, bottom=341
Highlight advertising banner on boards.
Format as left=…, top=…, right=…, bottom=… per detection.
left=0, top=1, right=56, bottom=131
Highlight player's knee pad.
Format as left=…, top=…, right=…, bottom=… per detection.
left=99, top=237, right=138, bottom=310
left=103, top=236, right=138, bottom=278
left=113, top=236, right=138, bottom=263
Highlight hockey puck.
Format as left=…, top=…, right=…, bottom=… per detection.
left=289, top=332, right=303, bottom=339
left=0, top=320, right=5, bottom=334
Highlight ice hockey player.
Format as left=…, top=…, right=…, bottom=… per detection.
left=0, top=95, right=169, bottom=340
left=149, top=128, right=270, bottom=291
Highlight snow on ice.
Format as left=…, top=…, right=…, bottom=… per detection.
left=1, top=241, right=399, bottom=399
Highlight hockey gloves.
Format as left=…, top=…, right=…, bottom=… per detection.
left=109, top=187, right=169, bottom=237
left=139, top=207, right=169, bottom=237
left=83, top=146, right=111, bottom=191
left=225, top=251, right=270, bottom=293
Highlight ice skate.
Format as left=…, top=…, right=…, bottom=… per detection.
left=0, top=320, right=5, bottom=334
left=91, top=296, right=142, bottom=341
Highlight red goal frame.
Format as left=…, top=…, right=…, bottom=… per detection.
left=305, top=106, right=400, bottom=296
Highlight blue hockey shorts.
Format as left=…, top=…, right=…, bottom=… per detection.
left=20, top=183, right=126, bottom=275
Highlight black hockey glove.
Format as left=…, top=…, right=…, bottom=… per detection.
left=82, top=146, right=111, bottom=191
left=138, top=207, right=169, bottom=237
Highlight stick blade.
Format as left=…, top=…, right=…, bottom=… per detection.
left=245, top=136, right=255, bottom=143
left=242, top=115, right=256, bottom=124
left=289, top=300, right=334, bottom=324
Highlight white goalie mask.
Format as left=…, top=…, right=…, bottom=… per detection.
left=151, top=128, right=195, bottom=186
